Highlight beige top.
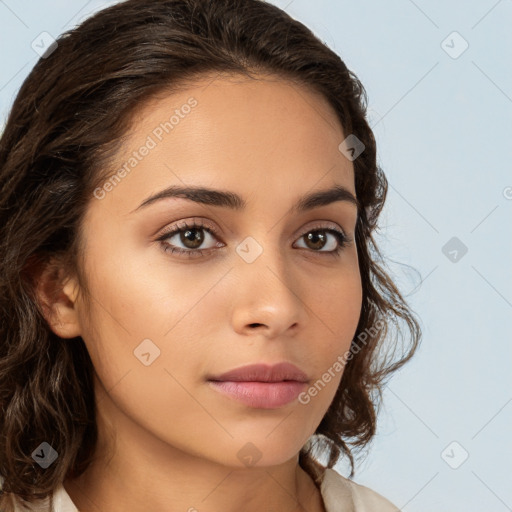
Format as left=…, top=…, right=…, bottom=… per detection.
left=319, top=467, right=400, bottom=511
left=10, top=466, right=400, bottom=511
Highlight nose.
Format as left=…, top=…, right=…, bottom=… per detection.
left=230, top=244, right=306, bottom=339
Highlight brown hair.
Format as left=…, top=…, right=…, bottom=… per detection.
left=0, top=0, right=421, bottom=509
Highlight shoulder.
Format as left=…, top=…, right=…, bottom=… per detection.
left=8, top=482, right=78, bottom=512
left=9, top=494, right=51, bottom=512
left=319, top=467, right=401, bottom=512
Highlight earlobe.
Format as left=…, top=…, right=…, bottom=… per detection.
left=28, top=257, right=83, bottom=339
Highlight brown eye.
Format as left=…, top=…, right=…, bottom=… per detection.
left=294, top=227, right=350, bottom=256
left=179, top=227, right=205, bottom=249
left=303, top=231, right=328, bottom=250
left=157, top=220, right=222, bottom=258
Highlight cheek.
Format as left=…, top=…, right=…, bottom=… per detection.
left=312, top=264, right=363, bottom=342
left=301, top=267, right=362, bottom=403
left=77, top=257, right=213, bottom=444
left=77, top=240, right=225, bottom=396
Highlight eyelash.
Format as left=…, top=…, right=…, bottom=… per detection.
left=156, top=219, right=352, bottom=259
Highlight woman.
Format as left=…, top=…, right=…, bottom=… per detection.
left=0, top=1, right=421, bottom=511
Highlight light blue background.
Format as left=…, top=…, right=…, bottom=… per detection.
left=1, top=1, right=511, bottom=511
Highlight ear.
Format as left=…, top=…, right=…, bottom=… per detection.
left=26, top=255, right=83, bottom=339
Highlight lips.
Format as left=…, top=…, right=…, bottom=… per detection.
left=207, top=362, right=309, bottom=383
left=207, top=362, right=310, bottom=409
left=208, top=380, right=307, bottom=409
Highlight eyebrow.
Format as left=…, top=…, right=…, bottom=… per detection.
left=130, top=183, right=360, bottom=214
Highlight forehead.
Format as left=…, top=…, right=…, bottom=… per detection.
left=95, top=73, right=356, bottom=215
left=124, top=72, right=347, bottom=161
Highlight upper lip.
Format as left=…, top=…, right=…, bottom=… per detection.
left=208, top=362, right=309, bottom=383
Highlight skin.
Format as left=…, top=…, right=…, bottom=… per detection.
left=38, top=73, right=363, bottom=512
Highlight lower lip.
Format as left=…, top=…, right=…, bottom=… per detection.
left=208, top=380, right=308, bottom=409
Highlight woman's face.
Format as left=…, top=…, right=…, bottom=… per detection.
left=71, top=73, right=363, bottom=468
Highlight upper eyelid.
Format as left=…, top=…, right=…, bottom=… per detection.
left=158, top=218, right=348, bottom=238
left=157, top=220, right=351, bottom=254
